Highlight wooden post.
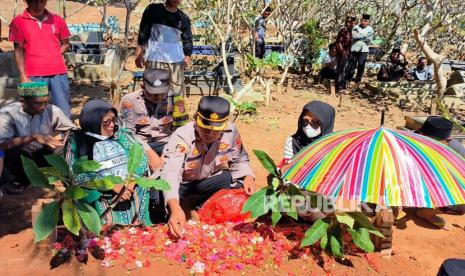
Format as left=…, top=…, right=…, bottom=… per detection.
left=265, top=81, right=271, bottom=106
left=373, top=209, right=395, bottom=258
left=287, top=77, right=293, bottom=93
left=329, top=80, right=336, bottom=97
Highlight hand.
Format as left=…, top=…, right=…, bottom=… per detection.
left=113, top=184, right=133, bottom=201
left=20, top=74, right=31, bottom=84
left=243, top=175, right=256, bottom=195
left=135, top=46, right=145, bottom=68
left=168, top=204, right=186, bottom=238
left=183, top=56, right=191, bottom=69
left=33, top=134, right=64, bottom=149
left=147, top=149, right=163, bottom=171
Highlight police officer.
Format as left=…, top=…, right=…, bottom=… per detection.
left=120, top=69, right=175, bottom=171
left=160, top=96, right=256, bottom=237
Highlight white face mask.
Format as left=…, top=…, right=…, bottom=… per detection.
left=304, top=125, right=321, bottom=138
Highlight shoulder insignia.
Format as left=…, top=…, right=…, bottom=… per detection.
left=219, top=142, right=229, bottom=151
left=175, top=142, right=188, bottom=153
left=121, top=101, right=134, bottom=110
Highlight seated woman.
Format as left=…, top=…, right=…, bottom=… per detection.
left=281, top=101, right=336, bottom=165
left=66, top=99, right=151, bottom=225
left=281, top=101, right=335, bottom=222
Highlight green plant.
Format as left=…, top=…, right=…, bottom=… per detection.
left=246, top=51, right=284, bottom=72
left=241, top=150, right=384, bottom=258
left=24, top=143, right=170, bottom=242
left=300, top=19, right=327, bottom=68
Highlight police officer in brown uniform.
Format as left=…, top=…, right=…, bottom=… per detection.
left=159, top=96, right=256, bottom=237
left=120, top=69, right=175, bottom=171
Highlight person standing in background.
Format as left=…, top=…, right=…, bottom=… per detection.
left=254, top=7, right=272, bottom=59
left=9, top=0, right=72, bottom=118
left=347, top=14, right=374, bottom=87
left=135, top=0, right=193, bottom=97
left=335, top=16, right=355, bottom=93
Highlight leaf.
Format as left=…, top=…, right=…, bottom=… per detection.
left=77, top=202, right=101, bottom=235
left=40, top=167, right=65, bottom=179
left=329, top=223, right=344, bottom=257
left=33, top=200, right=59, bottom=242
left=135, top=178, right=170, bottom=190
left=241, top=187, right=273, bottom=218
left=320, top=232, right=328, bottom=250
left=21, top=156, right=54, bottom=189
left=271, top=211, right=282, bottom=227
left=65, top=186, right=89, bottom=200
left=348, top=212, right=379, bottom=231
left=279, top=192, right=298, bottom=220
left=62, top=199, right=81, bottom=236
left=127, top=143, right=144, bottom=176
left=368, top=229, right=385, bottom=238
left=84, top=175, right=123, bottom=191
left=336, top=213, right=355, bottom=228
left=72, top=157, right=101, bottom=174
left=253, top=150, right=278, bottom=177
left=271, top=177, right=280, bottom=191
left=300, top=218, right=330, bottom=247
left=44, top=155, right=69, bottom=176
left=330, top=235, right=343, bottom=257
left=348, top=228, right=375, bottom=253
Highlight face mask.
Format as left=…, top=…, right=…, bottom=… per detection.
left=304, top=125, right=321, bottom=138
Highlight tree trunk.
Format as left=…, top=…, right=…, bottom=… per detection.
left=62, top=0, right=67, bottom=20
left=124, top=8, right=132, bottom=49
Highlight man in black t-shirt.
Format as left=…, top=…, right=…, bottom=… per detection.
left=136, top=0, right=193, bottom=96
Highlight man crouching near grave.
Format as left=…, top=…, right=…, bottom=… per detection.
left=156, top=96, right=256, bottom=237
left=0, top=82, right=76, bottom=194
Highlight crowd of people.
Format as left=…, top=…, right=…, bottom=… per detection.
left=0, top=0, right=462, bottom=238
left=320, top=15, right=434, bottom=93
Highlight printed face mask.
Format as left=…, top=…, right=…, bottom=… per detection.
left=304, top=125, right=321, bottom=138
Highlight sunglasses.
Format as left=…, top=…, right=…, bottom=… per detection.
left=102, top=118, right=117, bottom=127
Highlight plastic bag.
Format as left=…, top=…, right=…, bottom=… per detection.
left=198, top=189, right=251, bottom=224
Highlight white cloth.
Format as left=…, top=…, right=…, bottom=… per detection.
left=146, top=24, right=185, bottom=63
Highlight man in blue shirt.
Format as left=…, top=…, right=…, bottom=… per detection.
left=347, top=14, right=374, bottom=86
left=254, top=7, right=272, bottom=59
left=407, top=57, right=433, bottom=81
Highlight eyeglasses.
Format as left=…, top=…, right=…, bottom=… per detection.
left=102, top=118, right=117, bottom=127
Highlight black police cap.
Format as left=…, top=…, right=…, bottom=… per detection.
left=196, top=96, right=230, bottom=130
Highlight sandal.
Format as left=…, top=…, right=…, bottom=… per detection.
left=5, top=181, right=26, bottom=195
left=416, top=208, right=448, bottom=230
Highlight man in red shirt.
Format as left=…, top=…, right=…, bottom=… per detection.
left=9, top=0, right=71, bottom=118
left=335, top=16, right=355, bottom=93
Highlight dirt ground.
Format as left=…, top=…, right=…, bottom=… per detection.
left=1, top=1, right=465, bottom=275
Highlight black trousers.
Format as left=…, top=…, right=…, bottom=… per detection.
left=255, top=39, right=265, bottom=59
left=150, top=170, right=241, bottom=223
left=0, top=147, right=57, bottom=185
left=320, top=67, right=337, bottom=80
left=347, top=51, right=368, bottom=83
left=336, top=55, right=349, bottom=90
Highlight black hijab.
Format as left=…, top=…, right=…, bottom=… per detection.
left=291, top=101, right=335, bottom=155
left=73, top=99, right=118, bottom=159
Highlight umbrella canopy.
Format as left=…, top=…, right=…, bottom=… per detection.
left=282, top=127, right=465, bottom=208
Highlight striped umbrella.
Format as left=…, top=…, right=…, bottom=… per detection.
left=282, top=127, right=465, bottom=208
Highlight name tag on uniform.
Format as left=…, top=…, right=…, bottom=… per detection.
left=136, top=116, right=150, bottom=125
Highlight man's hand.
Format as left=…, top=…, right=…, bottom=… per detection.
left=183, top=56, right=191, bottom=69
left=243, top=175, right=256, bottom=195
left=135, top=46, right=145, bottom=68
left=33, top=134, right=64, bottom=149
left=20, top=74, right=30, bottom=84
left=147, top=149, right=163, bottom=171
left=168, top=203, right=186, bottom=238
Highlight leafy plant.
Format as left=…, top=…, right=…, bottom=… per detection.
left=300, top=19, right=327, bottom=68
left=241, top=150, right=384, bottom=258
left=24, top=143, right=170, bottom=243
left=246, top=51, right=284, bottom=71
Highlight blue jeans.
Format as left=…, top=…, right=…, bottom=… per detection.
left=30, top=74, right=71, bottom=118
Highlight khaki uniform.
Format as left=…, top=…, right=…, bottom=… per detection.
left=161, top=121, right=254, bottom=201
left=120, top=90, right=174, bottom=151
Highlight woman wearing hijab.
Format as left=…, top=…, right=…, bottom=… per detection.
left=280, top=101, right=336, bottom=223
left=65, top=99, right=151, bottom=225
left=282, top=101, right=336, bottom=165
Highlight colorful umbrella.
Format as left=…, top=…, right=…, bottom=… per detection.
left=282, top=127, right=465, bottom=208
